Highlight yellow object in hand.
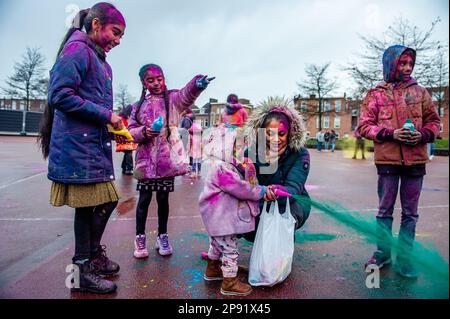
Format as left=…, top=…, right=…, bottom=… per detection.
left=107, top=125, right=134, bottom=141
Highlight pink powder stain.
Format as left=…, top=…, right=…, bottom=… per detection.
left=305, top=184, right=320, bottom=191
left=208, top=193, right=220, bottom=206
left=277, top=119, right=290, bottom=134
left=218, top=171, right=235, bottom=188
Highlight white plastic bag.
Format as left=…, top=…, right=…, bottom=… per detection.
left=249, top=199, right=296, bottom=286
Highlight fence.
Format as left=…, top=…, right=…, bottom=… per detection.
left=0, top=110, right=43, bottom=135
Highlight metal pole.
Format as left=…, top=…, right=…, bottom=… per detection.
left=20, top=110, right=27, bottom=135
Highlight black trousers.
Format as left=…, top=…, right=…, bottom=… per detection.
left=121, top=151, right=134, bottom=172
left=73, top=201, right=118, bottom=262
left=136, top=190, right=170, bottom=236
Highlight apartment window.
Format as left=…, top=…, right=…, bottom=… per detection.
left=335, top=100, right=341, bottom=113
left=323, top=116, right=330, bottom=129
left=351, top=109, right=358, bottom=116
left=300, top=102, right=307, bottom=113
left=439, top=107, right=445, bottom=117
left=440, top=123, right=444, bottom=133
left=324, top=101, right=331, bottom=112
left=316, top=117, right=319, bottom=129
left=303, top=119, right=308, bottom=127
left=334, top=116, right=341, bottom=128
left=12, top=100, right=17, bottom=110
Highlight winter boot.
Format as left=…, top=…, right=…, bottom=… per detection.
left=203, top=258, right=223, bottom=281
left=220, top=276, right=252, bottom=296
left=91, top=245, right=120, bottom=276
left=70, top=259, right=117, bottom=294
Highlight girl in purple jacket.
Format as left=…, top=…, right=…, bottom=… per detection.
left=128, top=64, right=214, bottom=258
left=199, top=126, right=269, bottom=296
left=38, top=2, right=125, bottom=294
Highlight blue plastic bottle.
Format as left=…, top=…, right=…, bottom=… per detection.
left=151, top=116, right=164, bottom=132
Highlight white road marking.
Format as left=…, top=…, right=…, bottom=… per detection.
left=0, top=205, right=448, bottom=221
left=0, top=172, right=46, bottom=190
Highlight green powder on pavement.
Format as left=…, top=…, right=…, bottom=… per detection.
left=292, top=194, right=449, bottom=296
left=294, top=233, right=338, bottom=243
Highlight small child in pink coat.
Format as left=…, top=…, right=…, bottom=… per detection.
left=199, top=126, right=268, bottom=296
left=188, top=122, right=203, bottom=178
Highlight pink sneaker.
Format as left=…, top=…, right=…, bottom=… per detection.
left=134, top=234, right=149, bottom=259
left=155, top=233, right=173, bottom=256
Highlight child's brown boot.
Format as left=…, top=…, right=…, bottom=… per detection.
left=203, top=258, right=223, bottom=281
left=220, top=276, right=252, bottom=296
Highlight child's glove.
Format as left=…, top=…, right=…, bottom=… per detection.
left=107, top=125, right=133, bottom=141
left=259, top=185, right=267, bottom=198
left=196, top=75, right=216, bottom=89
left=115, top=135, right=128, bottom=144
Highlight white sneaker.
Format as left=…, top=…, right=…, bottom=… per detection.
left=429, top=155, right=434, bottom=160
left=155, top=233, right=173, bottom=256
left=134, top=234, right=149, bottom=259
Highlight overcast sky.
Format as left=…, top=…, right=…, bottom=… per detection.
left=0, top=0, right=448, bottom=108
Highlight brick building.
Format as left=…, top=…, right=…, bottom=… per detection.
left=194, top=98, right=254, bottom=128
left=294, top=86, right=449, bottom=139
left=428, top=86, right=449, bottom=138
left=293, top=94, right=358, bottom=139
left=0, top=98, right=47, bottom=112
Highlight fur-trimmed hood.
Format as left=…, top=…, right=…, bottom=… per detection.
left=245, top=96, right=307, bottom=151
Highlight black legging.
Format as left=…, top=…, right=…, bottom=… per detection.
left=121, top=151, right=133, bottom=172
left=73, top=201, right=118, bottom=262
left=136, top=190, right=169, bottom=236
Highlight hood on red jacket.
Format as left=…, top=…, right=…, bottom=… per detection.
left=382, top=44, right=416, bottom=83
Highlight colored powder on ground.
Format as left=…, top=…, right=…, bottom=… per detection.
left=182, top=268, right=204, bottom=287
left=192, top=232, right=209, bottom=240
left=294, top=233, right=338, bottom=243
left=292, top=195, right=449, bottom=294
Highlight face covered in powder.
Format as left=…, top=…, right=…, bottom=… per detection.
left=265, top=116, right=290, bottom=156
left=90, top=19, right=125, bottom=53
left=395, top=51, right=415, bottom=82
left=142, top=67, right=166, bottom=95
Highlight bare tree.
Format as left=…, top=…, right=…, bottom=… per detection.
left=427, top=45, right=449, bottom=118
left=2, top=47, right=47, bottom=111
left=346, top=17, right=448, bottom=98
left=296, top=63, right=337, bottom=131
left=114, top=84, right=134, bottom=112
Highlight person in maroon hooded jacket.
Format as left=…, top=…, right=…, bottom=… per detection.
left=356, top=45, right=440, bottom=278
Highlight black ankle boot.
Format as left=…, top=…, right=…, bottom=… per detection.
left=71, top=259, right=117, bottom=294
left=91, top=245, right=120, bottom=276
